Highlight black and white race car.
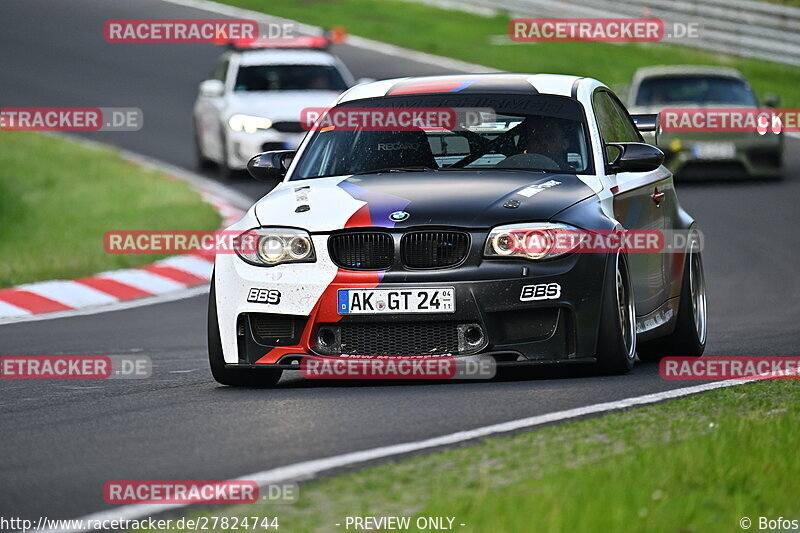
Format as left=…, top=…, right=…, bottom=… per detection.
left=208, top=74, right=707, bottom=386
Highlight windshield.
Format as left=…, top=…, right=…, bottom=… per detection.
left=291, top=94, right=591, bottom=180
left=234, top=64, right=348, bottom=92
left=635, top=75, right=758, bottom=106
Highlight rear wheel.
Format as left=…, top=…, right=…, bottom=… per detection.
left=595, top=252, right=637, bottom=374
left=208, top=279, right=282, bottom=387
left=639, top=239, right=707, bottom=361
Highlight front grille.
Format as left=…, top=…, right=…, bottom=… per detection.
left=401, top=231, right=470, bottom=269
left=329, top=232, right=394, bottom=270
left=271, top=121, right=304, bottom=133
left=338, top=322, right=460, bottom=356
left=248, top=313, right=305, bottom=346
left=261, top=142, right=287, bottom=152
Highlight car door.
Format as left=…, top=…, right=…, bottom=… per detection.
left=195, top=57, right=230, bottom=161
left=592, top=89, right=669, bottom=317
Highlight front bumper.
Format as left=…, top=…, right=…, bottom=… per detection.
left=214, top=242, right=609, bottom=366
left=658, top=132, right=783, bottom=178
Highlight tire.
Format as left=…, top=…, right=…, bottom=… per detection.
left=638, top=239, right=707, bottom=361
left=193, top=121, right=215, bottom=171
left=208, top=278, right=283, bottom=387
left=595, top=252, right=637, bottom=375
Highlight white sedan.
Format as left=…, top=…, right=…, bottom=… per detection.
left=193, top=39, right=358, bottom=177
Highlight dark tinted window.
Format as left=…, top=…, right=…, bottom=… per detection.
left=635, top=76, right=758, bottom=106
left=594, top=91, right=639, bottom=143
left=291, top=95, right=592, bottom=180
left=234, top=65, right=348, bottom=92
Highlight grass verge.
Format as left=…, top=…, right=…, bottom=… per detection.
left=136, top=379, right=798, bottom=533
left=220, top=0, right=800, bottom=106
left=0, top=132, right=220, bottom=287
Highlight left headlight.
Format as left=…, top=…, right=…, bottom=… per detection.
left=228, top=114, right=273, bottom=134
left=236, top=228, right=316, bottom=267
left=484, top=222, right=580, bottom=261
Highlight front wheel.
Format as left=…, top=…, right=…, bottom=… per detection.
left=595, top=252, right=637, bottom=374
left=639, top=239, right=707, bottom=361
left=208, top=278, right=282, bottom=387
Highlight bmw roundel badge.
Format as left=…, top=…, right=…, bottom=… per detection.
left=389, top=210, right=410, bottom=222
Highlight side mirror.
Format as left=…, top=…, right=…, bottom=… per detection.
left=764, top=94, right=779, bottom=108
left=199, top=79, right=224, bottom=98
left=630, top=114, right=658, bottom=133
left=355, top=77, right=375, bottom=86
left=607, top=142, right=664, bottom=173
left=246, top=150, right=295, bottom=181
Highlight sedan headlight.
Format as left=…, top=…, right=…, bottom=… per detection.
left=228, top=114, right=273, bottom=134
left=484, top=223, right=580, bottom=261
left=236, top=228, right=315, bottom=266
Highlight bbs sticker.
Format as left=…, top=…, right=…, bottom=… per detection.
left=247, top=288, right=281, bottom=305
left=520, top=283, right=561, bottom=301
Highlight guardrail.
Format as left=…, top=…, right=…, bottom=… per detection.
left=420, top=0, right=800, bottom=67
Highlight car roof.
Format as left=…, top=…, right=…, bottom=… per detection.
left=632, top=65, right=745, bottom=82
left=234, top=49, right=338, bottom=67
left=338, top=73, right=595, bottom=103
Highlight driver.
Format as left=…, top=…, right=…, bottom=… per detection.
left=523, top=116, right=571, bottom=165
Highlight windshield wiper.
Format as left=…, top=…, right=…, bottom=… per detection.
left=349, top=166, right=437, bottom=175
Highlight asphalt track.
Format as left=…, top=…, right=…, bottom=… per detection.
left=1, top=0, right=799, bottom=522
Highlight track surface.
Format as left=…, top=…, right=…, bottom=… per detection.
left=1, top=0, right=799, bottom=521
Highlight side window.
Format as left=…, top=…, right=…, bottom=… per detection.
left=607, top=93, right=642, bottom=142
left=593, top=91, right=640, bottom=164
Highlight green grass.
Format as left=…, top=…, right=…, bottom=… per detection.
left=220, top=0, right=800, bottom=106
left=0, top=132, right=220, bottom=287
left=137, top=380, right=799, bottom=533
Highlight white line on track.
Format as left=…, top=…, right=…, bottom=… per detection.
left=33, top=376, right=757, bottom=533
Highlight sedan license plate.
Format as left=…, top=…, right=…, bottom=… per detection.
left=692, top=142, right=735, bottom=160
left=338, top=288, right=455, bottom=315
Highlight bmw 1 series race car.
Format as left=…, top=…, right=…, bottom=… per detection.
left=208, top=73, right=708, bottom=386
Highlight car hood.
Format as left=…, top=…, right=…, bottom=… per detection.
left=225, top=91, right=341, bottom=121
left=254, top=171, right=597, bottom=232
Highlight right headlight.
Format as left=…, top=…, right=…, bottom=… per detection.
left=484, top=223, right=580, bottom=261
left=228, top=114, right=273, bottom=134
left=236, top=228, right=316, bottom=267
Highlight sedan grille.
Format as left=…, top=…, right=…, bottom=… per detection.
left=401, top=231, right=470, bottom=269
left=328, top=232, right=394, bottom=270
left=271, top=121, right=305, bottom=133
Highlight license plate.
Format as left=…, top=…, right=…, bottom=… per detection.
left=692, top=142, right=735, bottom=160
left=337, top=288, right=455, bottom=315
